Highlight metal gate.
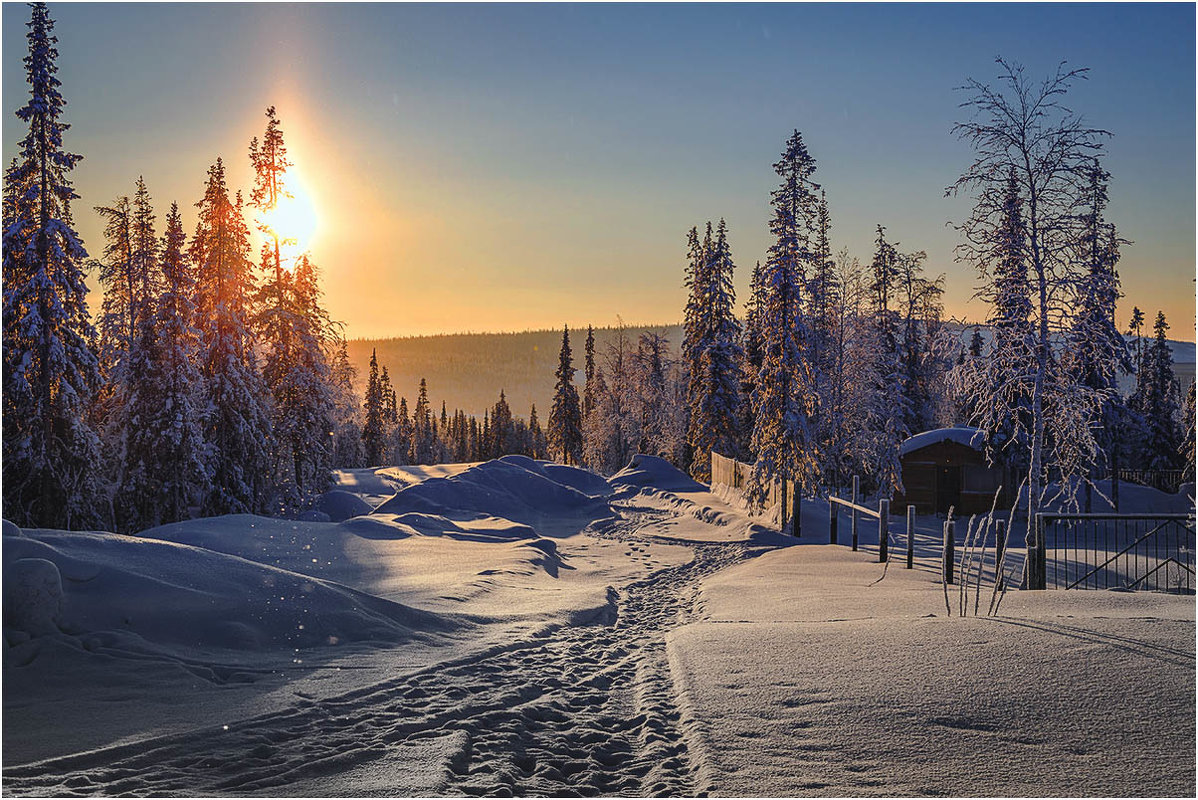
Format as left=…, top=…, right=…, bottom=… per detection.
left=1036, top=513, right=1195, bottom=593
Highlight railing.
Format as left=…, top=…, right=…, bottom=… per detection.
left=1114, top=469, right=1189, bottom=495
left=1033, top=513, right=1196, bottom=593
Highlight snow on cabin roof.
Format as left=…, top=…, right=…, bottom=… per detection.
left=899, top=426, right=985, bottom=457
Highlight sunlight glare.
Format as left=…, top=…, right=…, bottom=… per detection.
left=257, top=172, right=319, bottom=266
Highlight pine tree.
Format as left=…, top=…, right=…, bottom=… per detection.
left=1127, top=306, right=1146, bottom=376
left=1181, top=381, right=1195, bottom=483
left=749, top=130, right=821, bottom=518
left=952, top=168, right=1036, bottom=472
left=329, top=335, right=363, bottom=468
left=529, top=404, right=546, bottom=459
left=361, top=349, right=385, bottom=465
left=491, top=390, right=514, bottom=456
left=683, top=219, right=742, bottom=480
left=1066, top=159, right=1128, bottom=477
left=1127, top=312, right=1183, bottom=470
left=116, top=203, right=208, bottom=530
left=548, top=326, right=583, bottom=466
left=583, top=325, right=597, bottom=416
left=394, top=395, right=413, bottom=466
left=275, top=253, right=336, bottom=496
left=2, top=3, right=103, bottom=528
left=411, top=378, right=436, bottom=464
left=190, top=163, right=272, bottom=514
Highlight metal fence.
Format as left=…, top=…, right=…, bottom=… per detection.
left=1035, top=513, right=1196, bottom=593
left=1114, top=469, right=1189, bottom=494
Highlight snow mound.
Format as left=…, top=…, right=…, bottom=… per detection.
left=4, top=557, right=64, bottom=636
left=495, top=455, right=614, bottom=497
left=899, top=426, right=984, bottom=456
left=4, top=528, right=455, bottom=658
left=343, top=512, right=536, bottom=543
left=610, top=455, right=704, bottom=492
left=314, top=489, right=374, bottom=522
left=373, top=458, right=605, bottom=525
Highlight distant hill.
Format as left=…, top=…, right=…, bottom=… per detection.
left=347, top=324, right=683, bottom=419
left=348, top=323, right=1194, bottom=421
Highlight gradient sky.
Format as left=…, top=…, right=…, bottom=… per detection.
left=3, top=3, right=1194, bottom=340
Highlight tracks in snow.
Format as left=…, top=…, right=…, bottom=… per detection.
left=5, top=505, right=750, bottom=797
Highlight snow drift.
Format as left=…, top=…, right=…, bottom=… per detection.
left=373, top=457, right=607, bottom=528
left=3, top=525, right=455, bottom=659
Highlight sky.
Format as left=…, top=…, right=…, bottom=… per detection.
left=3, top=2, right=1194, bottom=341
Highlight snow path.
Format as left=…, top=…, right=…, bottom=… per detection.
left=4, top=504, right=749, bottom=798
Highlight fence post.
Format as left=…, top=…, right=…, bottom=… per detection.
left=878, top=498, right=889, bottom=563
left=943, top=519, right=955, bottom=584
left=780, top=475, right=788, bottom=534
left=906, top=505, right=915, bottom=569
left=829, top=496, right=838, bottom=545
left=793, top=486, right=802, bottom=539
left=995, top=519, right=1007, bottom=590
left=851, top=475, right=859, bottom=552
left=1031, top=513, right=1047, bottom=590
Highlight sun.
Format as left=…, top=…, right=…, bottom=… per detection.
left=257, top=172, right=319, bottom=264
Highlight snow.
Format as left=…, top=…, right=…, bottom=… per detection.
left=898, top=424, right=985, bottom=456
left=669, top=545, right=1194, bottom=796
left=4, top=457, right=1193, bottom=795
left=610, top=453, right=705, bottom=492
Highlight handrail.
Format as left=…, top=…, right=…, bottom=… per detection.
left=829, top=495, right=879, bottom=518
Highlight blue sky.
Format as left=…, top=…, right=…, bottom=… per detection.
left=4, top=3, right=1194, bottom=338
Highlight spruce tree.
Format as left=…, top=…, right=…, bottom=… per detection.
left=394, top=396, right=413, bottom=466
left=529, top=404, right=546, bottom=459
left=749, top=130, right=821, bottom=518
left=2, top=3, right=103, bottom=528
left=329, top=335, right=363, bottom=468
left=275, top=253, right=336, bottom=495
left=548, top=326, right=583, bottom=466
left=491, top=390, right=514, bottom=456
left=361, top=349, right=386, bottom=465
left=1182, top=381, right=1195, bottom=483
left=683, top=219, right=743, bottom=480
left=583, top=325, right=597, bottom=416
left=952, top=168, right=1036, bottom=473
left=411, top=378, right=435, bottom=464
left=1066, top=159, right=1128, bottom=477
left=1127, top=312, right=1183, bottom=470
left=116, top=203, right=208, bottom=530
left=190, top=163, right=272, bottom=514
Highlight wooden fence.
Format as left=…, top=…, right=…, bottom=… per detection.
left=710, top=452, right=798, bottom=529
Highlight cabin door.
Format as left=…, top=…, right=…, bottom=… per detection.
left=936, top=466, right=961, bottom=514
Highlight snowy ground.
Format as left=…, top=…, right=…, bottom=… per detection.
left=3, top=455, right=1194, bottom=796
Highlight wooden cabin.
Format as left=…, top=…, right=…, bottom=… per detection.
left=891, top=427, right=1008, bottom=516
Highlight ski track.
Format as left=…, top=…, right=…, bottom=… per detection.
left=5, top=503, right=749, bottom=797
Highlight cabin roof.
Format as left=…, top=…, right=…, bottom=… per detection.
left=899, top=426, right=985, bottom=457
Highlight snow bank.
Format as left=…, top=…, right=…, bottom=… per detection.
left=314, top=489, right=374, bottom=522
left=610, top=454, right=704, bottom=492
left=373, top=458, right=606, bottom=527
left=4, top=526, right=455, bottom=657
left=669, top=545, right=1195, bottom=796
left=898, top=425, right=984, bottom=456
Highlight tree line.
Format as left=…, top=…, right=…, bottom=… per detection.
left=2, top=6, right=1190, bottom=535
left=542, top=60, right=1193, bottom=522
left=2, top=5, right=362, bottom=532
